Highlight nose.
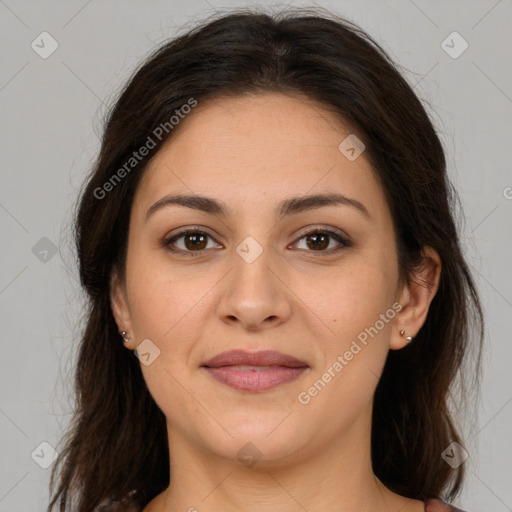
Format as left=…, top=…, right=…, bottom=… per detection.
left=216, top=241, right=292, bottom=331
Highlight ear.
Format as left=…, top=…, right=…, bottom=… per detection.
left=390, top=246, right=442, bottom=350
left=110, top=268, right=135, bottom=349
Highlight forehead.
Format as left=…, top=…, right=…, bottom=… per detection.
left=134, top=92, right=386, bottom=219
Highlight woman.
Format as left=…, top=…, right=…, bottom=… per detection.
left=47, top=7, right=484, bottom=512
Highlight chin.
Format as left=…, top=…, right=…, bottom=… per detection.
left=196, top=413, right=310, bottom=467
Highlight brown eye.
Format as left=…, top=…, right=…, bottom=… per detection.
left=182, top=232, right=208, bottom=251
left=164, top=229, right=221, bottom=255
left=305, top=232, right=329, bottom=250
left=163, top=227, right=350, bottom=256
left=293, top=229, right=351, bottom=254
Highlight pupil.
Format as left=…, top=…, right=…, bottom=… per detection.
left=183, top=233, right=330, bottom=251
left=308, top=233, right=328, bottom=250
left=187, top=234, right=206, bottom=250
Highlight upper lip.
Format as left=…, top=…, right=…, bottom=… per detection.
left=202, top=350, right=309, bottom=368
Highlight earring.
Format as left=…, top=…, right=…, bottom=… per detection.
left=399, top=329, right=413, bottom=343
left=120, top=331, right=130, bottom=344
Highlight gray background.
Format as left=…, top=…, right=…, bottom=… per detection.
left=1, top=1, right=511, bottom=510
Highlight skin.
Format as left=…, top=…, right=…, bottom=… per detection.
left=111, top=92, right=441, bottom=512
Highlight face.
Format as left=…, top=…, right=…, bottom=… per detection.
left=111, top=92, right=430, bottom=467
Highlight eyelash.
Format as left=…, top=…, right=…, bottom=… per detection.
left=163, top=226, right=351, bottom=257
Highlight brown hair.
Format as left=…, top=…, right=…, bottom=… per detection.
left=48, top=6, right=484, bottom=511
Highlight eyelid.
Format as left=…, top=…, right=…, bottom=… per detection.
left=292, top=224, right=350, bottom=244
left=163, top=226, right=221, bottom=251
left=163, top=225, right=351, bottom=255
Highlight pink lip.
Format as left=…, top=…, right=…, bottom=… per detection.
left=201, top=350, right=309, bottom=392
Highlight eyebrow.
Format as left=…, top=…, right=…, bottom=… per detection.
left=145, top=192, right=372, bottom=222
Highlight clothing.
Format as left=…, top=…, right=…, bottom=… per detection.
left=95, top=493, right=468, bottom=511
left=424, top=497, right=468, bottom=511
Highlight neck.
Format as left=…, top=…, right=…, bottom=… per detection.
left=152, top=403, right=422, bottom=512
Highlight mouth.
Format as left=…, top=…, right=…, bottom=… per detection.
left=201, top=350, right=309, bottom=392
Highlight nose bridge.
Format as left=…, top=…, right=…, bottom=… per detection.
left=217, top=232, right=291, bottom=328
left=231, top=233, right=276, bottom=298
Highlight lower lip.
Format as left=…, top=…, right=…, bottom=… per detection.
left=203, top=366, right=308, bottom=392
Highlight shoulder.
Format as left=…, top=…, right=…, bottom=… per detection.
left=94, top=490, right=142, bottom=512
left=95, top=494, right=470, bottom=512
left=424, top=497, right=469, bottom=512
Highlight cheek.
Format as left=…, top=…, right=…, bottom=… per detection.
left=127, top=270, right=209, bottom=343
left=124, top=259, right=212, bottom=425
left=124, top=241, right=199, bottom=337
left=298, top=251, right=396, bottom=339
left=295, top=251, right=396, bottom=398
